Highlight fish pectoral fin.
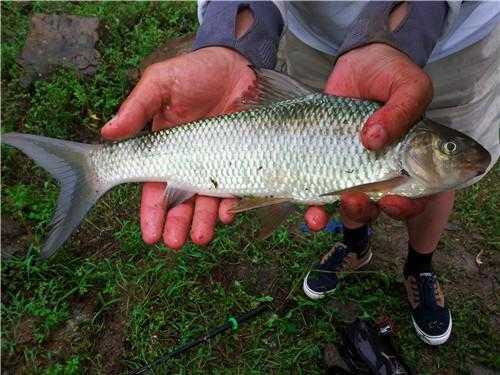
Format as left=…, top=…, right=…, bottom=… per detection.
left=242, top=69, right=319, bottom=109
left=164, top=185, right=196, bottom=208
left=320, top=175, right=409, bottom=197
left=256, top=202, right=296, bottom=240
left=229, top=196, right=291, bottom=213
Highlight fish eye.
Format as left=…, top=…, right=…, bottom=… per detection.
left=441, top=141, right=459, bottom=155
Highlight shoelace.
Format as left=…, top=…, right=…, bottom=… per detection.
left=319, top=244, right=348, bottom=268
left=413, top=274, right=439, bottom=310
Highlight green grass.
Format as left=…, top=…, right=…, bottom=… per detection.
left=1, top=2, right=499, bottom=374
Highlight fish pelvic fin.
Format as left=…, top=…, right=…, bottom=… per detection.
left=2, top=132, right=107, bottom=258
left=320, top=176, right=409, bottom=197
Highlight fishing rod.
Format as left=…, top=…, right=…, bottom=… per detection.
left=128, top=303, right=271, bottom=375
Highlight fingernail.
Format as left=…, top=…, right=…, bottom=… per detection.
left=363, top=123, right=388, bottom=150
left=384, top=204, right=401, bottom=218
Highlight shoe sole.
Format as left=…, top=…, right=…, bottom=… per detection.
left=412, top=312, right=452, bottom=346
left=302, top=250, right=373, bottom=300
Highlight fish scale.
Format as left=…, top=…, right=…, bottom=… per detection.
left=89, top=94, right=401, bottom=203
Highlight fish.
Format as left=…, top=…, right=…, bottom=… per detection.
left=1, top=69, right=491, bottom=258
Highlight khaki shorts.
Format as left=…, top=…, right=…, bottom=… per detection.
left=277, top=26, right=500, bottom=176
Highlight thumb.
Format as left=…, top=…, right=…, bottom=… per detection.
left=101, top=65, right=167, bottom=140
left=361, top=74, right=433, bottom=150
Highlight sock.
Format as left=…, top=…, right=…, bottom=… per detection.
left=343, top=224, right=369, bottom=255
left=405, top=244, right=434, bottom=274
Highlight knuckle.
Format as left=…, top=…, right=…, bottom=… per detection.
left=340, top=193, right=376, bottom=222
left=167, top=214, right=191, bottom=229
left=341, top=192, right=369, bottom=206
left=143, top=62, right=163, bottom=78
left=195, top=208, right=217, bottom=224
left=418, top=71, right=433, bottom=92
left=391, top=101, right=414, bottom=127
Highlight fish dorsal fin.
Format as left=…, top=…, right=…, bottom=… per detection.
left=243, top=68, right=319, bottom=109
left=320, top=175, right=409, bottom=197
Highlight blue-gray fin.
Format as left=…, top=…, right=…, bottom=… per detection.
left=243, top=68, right=319, bottom=109
left=320, top=175, right=409, bottom=197
left=1, top=132, right=108, bottom=258
left=164, top=185, right=196, bottom=208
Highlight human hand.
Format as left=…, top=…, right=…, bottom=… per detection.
left=101, top=47, right=256, bottom=249
left=305, top=43, right=433, bottom=230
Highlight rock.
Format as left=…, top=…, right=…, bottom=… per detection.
left=19, top=14, right=100, bottom=86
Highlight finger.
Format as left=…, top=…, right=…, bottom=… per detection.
left=190, top=196, right=220, bottom=245
left=378, top=195, right=428, bottom=220
left=361, top=73, right=433, bottom=150
left=163, top=198, right=195, bottom=250
left=340, top=192, right=379, bottom=223
left=305, top=206, right=329, bottom=231
left=101, top=64, right=168, bottom=140
left=219, top=198, right=238, bottom=224
left=140, top=182, right=167, bottom=244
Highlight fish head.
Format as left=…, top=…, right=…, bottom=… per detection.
left=403, top=119, right=491, bottom=190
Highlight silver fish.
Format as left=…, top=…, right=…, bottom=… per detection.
left=1, top=70, right=490, bottom=258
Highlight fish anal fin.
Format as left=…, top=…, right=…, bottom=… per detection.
left=164, top=185, right=196, bottom=208
left=256, top=202, right=295, bottom=240
left=229, top=196, right=290, bottom=214
left=320, top=176, right=409, bottom=197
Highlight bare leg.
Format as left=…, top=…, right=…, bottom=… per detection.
left=406, top=191, right=455, bottom=254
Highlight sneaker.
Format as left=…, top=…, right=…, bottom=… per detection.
left=404, top=266, right=452, bottom=345
left=303, top=242, right=372, bottom=300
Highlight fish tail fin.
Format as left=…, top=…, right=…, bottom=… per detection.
left=2, top=132, right=108, bottom=258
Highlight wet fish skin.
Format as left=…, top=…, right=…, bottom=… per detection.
left=1, top=77, right=490, bottom=257
left=90, top=94, right=398, bottom=204
left=89, top=93, right=489, bottom=203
